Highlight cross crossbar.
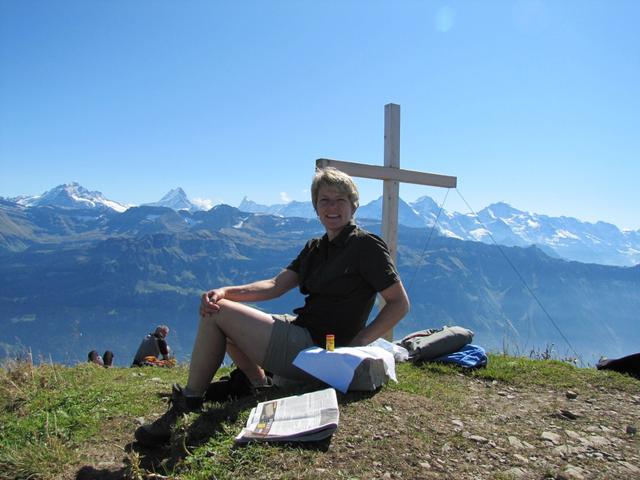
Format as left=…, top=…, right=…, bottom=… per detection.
left=316, top=158, right=457, bottom=189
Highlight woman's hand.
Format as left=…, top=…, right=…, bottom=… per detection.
left=200, top=288, right=226, bottom=316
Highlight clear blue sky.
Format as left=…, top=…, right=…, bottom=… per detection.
left=1, top=1, right=639, bottom=229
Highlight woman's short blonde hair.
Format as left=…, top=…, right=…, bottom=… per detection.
left=311, top=167, right=360, bottom=211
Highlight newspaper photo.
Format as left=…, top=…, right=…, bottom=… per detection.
left=235, top=388, right=339, bottom=444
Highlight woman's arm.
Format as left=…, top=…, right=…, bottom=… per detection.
left=348, top=281, right=410, bottom=347
left=200, top=269, right=299, bottom=315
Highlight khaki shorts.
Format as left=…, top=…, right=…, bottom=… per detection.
left=262, top=314, right=317, bottom=381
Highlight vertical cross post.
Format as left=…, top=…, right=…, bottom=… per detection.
left=382, top=103, right=400, bottom=264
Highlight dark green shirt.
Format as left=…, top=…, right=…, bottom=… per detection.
left=286, top=221, right=400, bottom=346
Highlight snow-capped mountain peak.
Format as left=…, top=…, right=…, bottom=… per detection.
left=481, top=202, right=524, bottom=220
left=13, top=182, right=129, bottom=212
left=143, top=187, right=202, bottom=211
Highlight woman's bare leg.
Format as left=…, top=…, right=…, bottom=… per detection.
left=226, top=340, right=266, bottom=382
left=186, top=299, right=274, bottom=395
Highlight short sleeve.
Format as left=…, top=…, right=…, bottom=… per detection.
left=286, top=239, right=313, bottom=273
left=357, top=233, right=400, bottom=292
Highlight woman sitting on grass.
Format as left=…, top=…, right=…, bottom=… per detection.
left=135, top=167, right=410, bottom=446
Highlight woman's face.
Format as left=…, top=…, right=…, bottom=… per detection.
left=316, top=185, right=355, bottom=240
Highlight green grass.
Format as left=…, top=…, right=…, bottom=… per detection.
left=392, top=352, right=640, bottom=394
left=388, top=361, right=467, bottom=410
left=1, top=355, right=638, bottom=480
left=0, top=361, right=191, bottom=479
left=474, top=353, right=639, bottom=391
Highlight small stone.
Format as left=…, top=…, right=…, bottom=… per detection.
left=566, top=390, right=578, bottom=399
left=557, top=409, right=580, bottom=420
left=419, top=461, right=431, bottom=469
left=561, top=465, right=585, bottom=480
left=468, top=435, right=489, bottom=444
left=513, top=454, right=529, bottom=463
left=553, top=445, right=587, bottom=456
left=581, top=435, right=610, bottom=447
left=451, top=419, right=464, bottom=428
left=503, top=467, right=528, bottom=478
left=384, top=405, right=393, bottom=412
left=626, top=425, right=637, bottom=435
left=382, top=472, right=392, bottom=479
left=541, top=431, right=561, bottom=444
left=134, top=417, right=146, bottom=425
left=620, top=461, right=640, bottom=473
left=508, top=436, right=526, bottom=449
left=564, top=429, right=581, bottom=440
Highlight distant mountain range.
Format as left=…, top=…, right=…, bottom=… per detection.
left=11, top=182, right=130, bottom=212
left=7, top=182, right=638, bottom=267
left=1, top=186, right=639, bottom=366
left=241, top=196, right=640, bottom=268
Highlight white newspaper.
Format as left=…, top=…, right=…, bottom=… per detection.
left=235, top=388, right=339, bottom=443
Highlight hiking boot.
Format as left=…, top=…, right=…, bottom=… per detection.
left=204, top=368, right=252, bottom=402
left=204, top=375, right=232, bottom=402
left=204, top=369, right=274, bottom=403
left=134, top=384, right=202, bottom=447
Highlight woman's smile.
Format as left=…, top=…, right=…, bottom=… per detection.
left=316, top=186, right=355, bottom=240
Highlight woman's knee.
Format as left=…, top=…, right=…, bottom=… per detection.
left=200, top=299, right=239, bottom=323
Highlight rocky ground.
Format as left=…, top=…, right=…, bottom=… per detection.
left=330, top=375, right=640, bottom=480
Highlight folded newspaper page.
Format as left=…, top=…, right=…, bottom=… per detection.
left=235, top=388, right=339, bottom=444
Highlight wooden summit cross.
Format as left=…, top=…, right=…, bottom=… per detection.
left=316, top=103, right=457, bottom=340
